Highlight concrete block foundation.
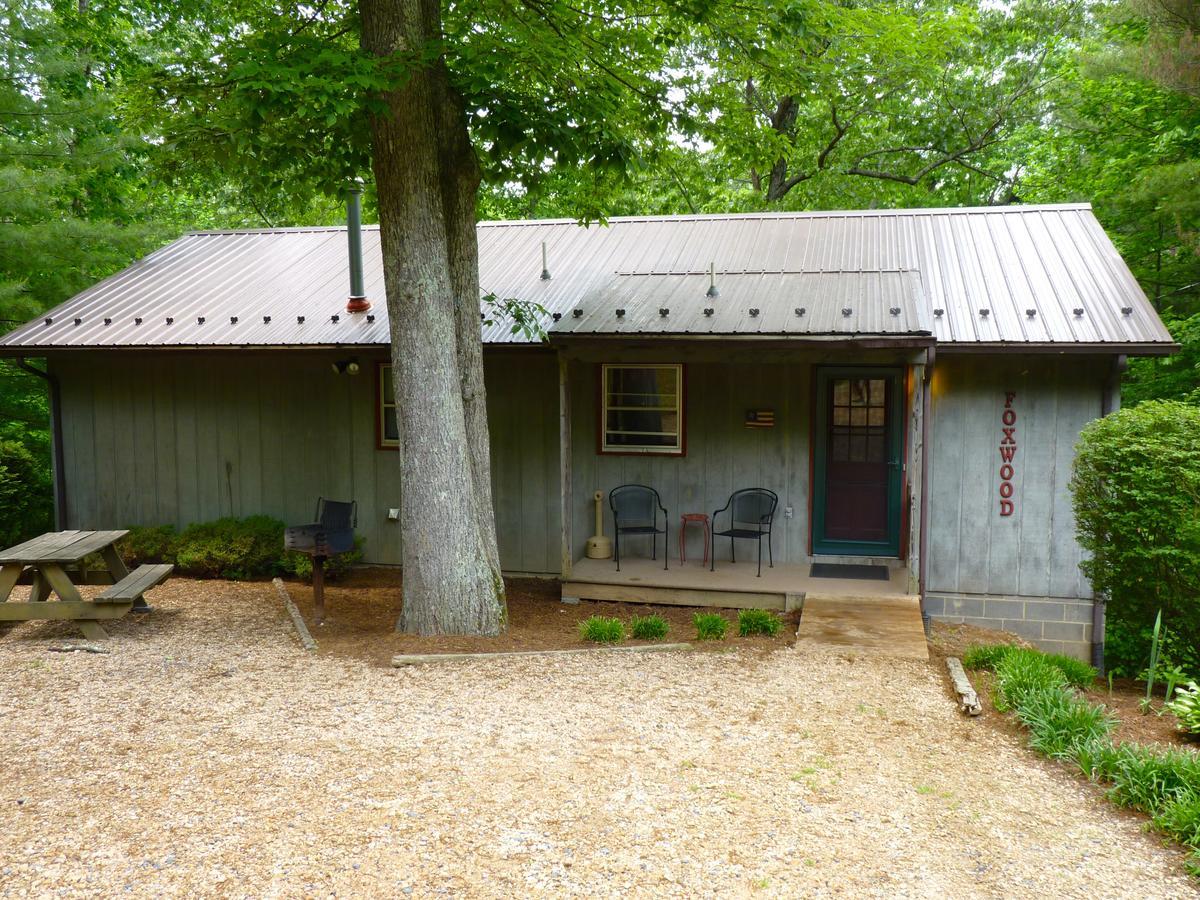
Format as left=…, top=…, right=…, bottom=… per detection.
left=924, top=593, right=1095, bottom=661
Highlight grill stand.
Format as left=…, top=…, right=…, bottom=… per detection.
left=312, top=555, right=326, bottom=625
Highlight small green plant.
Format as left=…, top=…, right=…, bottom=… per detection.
left=629, top=613, right=669, bottom=641
left=1154, top=790, right=1200, bottom=850
left=1166, top=682, right=1200, bottom=735
left=578, top=615, right=624, bottom=643
left=1143, top=609, right=1165, bottom=713
left=693, top=613, right=728, bottom=641
left=964, top=644, right=1095, bottom=690
left=1144, top=664, right=1195, bottom=704
left=738, top=608, right=782, bottom=637
left=962, top=643, right=1011, bottom=671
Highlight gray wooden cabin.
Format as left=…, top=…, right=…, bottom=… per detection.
left=0, top=205, right=1174, bottom=660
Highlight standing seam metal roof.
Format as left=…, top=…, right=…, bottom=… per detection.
left=0, top=204, right=1173, bottom=351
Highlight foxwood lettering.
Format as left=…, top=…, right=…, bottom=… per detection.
left=999, top=392, right=1017, bottom=516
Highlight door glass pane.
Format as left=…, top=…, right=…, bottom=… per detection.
left=833, top=380, right=849, bottom=405
left=850, top=379, right=869, bottom=406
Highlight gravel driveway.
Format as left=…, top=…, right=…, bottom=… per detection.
left=0, top=579, right=1192, bottom=898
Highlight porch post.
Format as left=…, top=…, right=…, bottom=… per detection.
left=558, top=351, right=573, bottom=579
left=917, top=346, right=936, bottom=606
left=907, top=359, right=925, bottom=596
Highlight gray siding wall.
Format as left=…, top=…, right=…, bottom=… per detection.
left=50, top=350, right=560, bottom=573
left=926, top=355, right=1104, bottom=601
left=565, top=346, right=921, bottom=569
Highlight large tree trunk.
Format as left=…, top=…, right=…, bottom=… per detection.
left=361, top=0, right=505, bottom=635
left=433, top=65, right=504, bottom=584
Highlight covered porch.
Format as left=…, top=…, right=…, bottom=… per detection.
left=562, top=555, right=913, bottom=611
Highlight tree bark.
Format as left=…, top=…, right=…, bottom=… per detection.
left=432, top=63, right=505, bottom=586
left=361, top=0, right=505, bottom=635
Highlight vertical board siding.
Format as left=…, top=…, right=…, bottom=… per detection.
left=569, top=355, right=813, bottom=567
left=49, top=351, right=561, bottom=574
left=927, top=356, right=1103, bottom=600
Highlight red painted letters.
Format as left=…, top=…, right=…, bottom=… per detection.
left=999, top=392, right=1017, bottom=516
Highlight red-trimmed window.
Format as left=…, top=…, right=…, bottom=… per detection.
left=379, top=363, right=399, bottom=448
left=600, top=364, right=684, bottom=455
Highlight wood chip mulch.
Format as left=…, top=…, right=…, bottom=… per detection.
left=283, top=568, right=796, bottom=668
left=0, top=579, right=1193, bottom=896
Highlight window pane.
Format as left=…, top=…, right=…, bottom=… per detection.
left=383, top=365, right=394, bottom=399
left=383, top=407, right=399, bottom=442
left=868, top=379, right=885, bottom=406
left=850, top=407, right=867, bottom=427
left=833, top=407, right=849, bottom=426
left=833, top=379, right=849, bottom=405
left=850, top=379, right=869, bottom=406
left=868, top=406, right=885, bottom=426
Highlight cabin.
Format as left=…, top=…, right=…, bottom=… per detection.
left=0, top=204, right=1175, bottom=661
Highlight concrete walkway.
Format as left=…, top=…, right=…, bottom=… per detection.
left=796, top=595, right=930, bottom=660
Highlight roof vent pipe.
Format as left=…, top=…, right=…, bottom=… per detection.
left=706, top=262, right=719, bottom=298
left=541, top=242, right=551, bottom=281
left=345, top=181, right=370, bottom=313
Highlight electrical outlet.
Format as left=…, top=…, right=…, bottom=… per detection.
left=784, top=506, right=793, bottom=519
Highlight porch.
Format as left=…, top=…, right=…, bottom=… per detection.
left=562, top=555, right=914, bottom=610
left=562, top=556, right=928, bottom=659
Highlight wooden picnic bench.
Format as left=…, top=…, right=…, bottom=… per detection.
left=0, top=530, right=173, bottom=640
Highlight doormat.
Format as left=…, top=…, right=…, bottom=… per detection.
left=809, top=563, right=890, bottom=581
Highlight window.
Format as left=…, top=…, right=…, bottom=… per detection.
left=829, top=377, right=887, bottom=463
left=378, top=363, right=399, bottom=448
left=600, top=364, right=684, bottom=455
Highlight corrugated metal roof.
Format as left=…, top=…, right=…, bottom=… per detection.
left=0, top=204, right=1174, bottom=352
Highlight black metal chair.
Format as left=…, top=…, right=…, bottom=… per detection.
left=711, top=488, right=778, bottom=577
left=609, top=484, right=668, bottom=572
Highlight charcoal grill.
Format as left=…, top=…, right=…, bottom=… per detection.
left=285, top=497, right=357, bottom=623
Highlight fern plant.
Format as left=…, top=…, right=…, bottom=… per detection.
left=1166, top=682, right=1200, bottom=735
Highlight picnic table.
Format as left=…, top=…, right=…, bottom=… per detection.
left=0, top=530, right=172, bottom=640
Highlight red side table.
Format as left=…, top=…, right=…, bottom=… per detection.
left=679, top=513, right=710, bottom=566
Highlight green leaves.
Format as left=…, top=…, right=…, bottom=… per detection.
left=1071, top=401, right=1200, bottom=677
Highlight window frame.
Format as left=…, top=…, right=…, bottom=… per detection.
left=597, top=363, right=687, bottom=456
left=377, top=361, right=399, bottom=450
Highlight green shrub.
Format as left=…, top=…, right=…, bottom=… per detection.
left=1042, top=652, right=1098, bottom=689
left=966, top=644, right=1095, bottom=689
left=1167, top=682, right=1200, bottom=735
left=118, top=525, right=179, bottom=564
left=693, top=613, right=728, bottom=641
left=117, top=517, right=363, bottom=581
left=0, top=438, right=53, bottom=547
left=962, top=644, right=1012, bottom=671
left=738, top=608, right=782, bottom=637
left=1071, top=401, right=1200, bottom=676
left=1019, top=688, right=1114, bottom=760
left=283, top=535, right=366, bottom=581
left=1154, top=790, right=1200, bottom=850
left=629, top=614, right=669, bottom=641
left=1104, top=744, right=1200, bottom=813
left=578, top=615, right=624, bottom=643
left=993, top=650, right=1068, bottom=712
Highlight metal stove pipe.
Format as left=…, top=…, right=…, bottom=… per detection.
left=345, top=182, right=370, bottom=313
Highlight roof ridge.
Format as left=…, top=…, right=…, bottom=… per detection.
left=183, top=203, right=1096, bottom=236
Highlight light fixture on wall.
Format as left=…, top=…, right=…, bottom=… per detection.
left=331, top=359, right=360, bottom=376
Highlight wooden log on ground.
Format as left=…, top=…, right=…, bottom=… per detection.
left=392, top=643, right=694, bottom=667
left=946, top=656, right=983, bottom=716
left=273, top=578, right=317, bottom=652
